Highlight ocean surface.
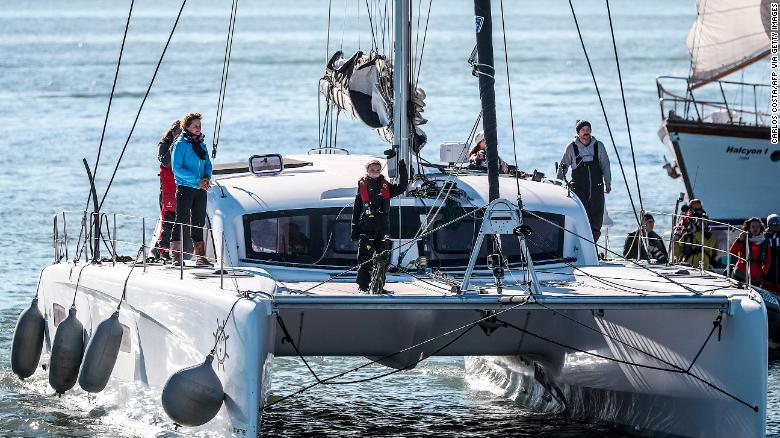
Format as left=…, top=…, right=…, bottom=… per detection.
left=0, top=0, right=774, bottom=436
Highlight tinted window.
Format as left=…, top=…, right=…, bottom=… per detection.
left=248, top=216, right=310, bottom=256
left=244, top=208, right=355, bottom=267
left=243, top=207, right=564, bottom=268
left=432, top=219, right=476, bottom=254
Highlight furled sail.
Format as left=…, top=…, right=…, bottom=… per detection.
left=686, top=0, right=771, bottom=89
left=320, top=50, right=427, bottom=151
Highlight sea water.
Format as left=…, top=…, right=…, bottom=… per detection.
left=0, top=0, right=775, bottom=436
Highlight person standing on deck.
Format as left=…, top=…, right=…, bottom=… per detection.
left=170, top=112, right=213, bottom=266
left=728, top=217, right=771, bottom=284
left=151, top=119, right=181, bottom=261
left=556, top=120, right=612, bottom=243
left=351, top=159, right=408, bottom=293
left=764, top=214, right=780, bottom=293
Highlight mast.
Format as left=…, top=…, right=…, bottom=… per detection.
left=473, top=0, right=499, bottom=201
left=392, top=0, right=411, bottom=178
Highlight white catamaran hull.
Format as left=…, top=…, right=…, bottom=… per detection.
left=38, top=263, right=277, bottom=436
left=37, top=260, right=768, bottom=437
left=466, top=301, right=767, bottom=437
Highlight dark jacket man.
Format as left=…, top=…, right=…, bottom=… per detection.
left=623, top=213, right=668, bottom=264
left=556, top=120, right=611, bottom=243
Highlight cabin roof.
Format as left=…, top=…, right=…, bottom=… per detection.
left=211, top=153, right=584, bottom=217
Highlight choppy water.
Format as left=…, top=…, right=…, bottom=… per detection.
left=0, top=0, right=774, bottom=436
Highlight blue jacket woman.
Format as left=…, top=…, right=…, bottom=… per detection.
left=172, top=129, right=212, bottom=188
left=169, top=112, right=213, bottom=266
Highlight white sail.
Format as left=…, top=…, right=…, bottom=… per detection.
left=686, top=0, right=771, bottom=88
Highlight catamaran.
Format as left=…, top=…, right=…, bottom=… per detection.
left=11, top=0, right=768, bottom=436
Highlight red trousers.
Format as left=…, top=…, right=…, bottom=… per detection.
left=156, top=165, right=177, bottom=251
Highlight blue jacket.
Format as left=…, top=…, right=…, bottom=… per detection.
left=171, top=135, right=212, bottom=189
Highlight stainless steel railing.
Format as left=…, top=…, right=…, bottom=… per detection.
left=52, top=210, right=236, bottom=288
left=656, top=76, right=769, bottom=128
left=615, top=209, right=755, bottom=289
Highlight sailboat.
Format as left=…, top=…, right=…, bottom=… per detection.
left=11, top=0, right=768, bottom=436
left=658, top=0, right=777, bottom=225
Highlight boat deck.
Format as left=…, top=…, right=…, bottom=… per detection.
left=142, top=259, right=749, bottom=301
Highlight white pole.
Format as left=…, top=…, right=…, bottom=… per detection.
left=699, top=220, right=705, bottom=273
left=393, top=0, right=411, bottom=170
left=746, top=232, right=751, bottom=289
left=113, top=213, right=117, bottom=267
left=726, top=227, right=731, bottom=277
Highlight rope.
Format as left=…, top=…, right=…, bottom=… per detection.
left=303, top=204, right=488, bottom=293
left=33, top=269, right=44, bottom=300
left=90, top=0, right=134, bottom=197
left=522, top=210, right=698, bottom=294
left=499, top=0, right=521, bottom=198
left=412, top=0, right=433, bottom=87
left=211, top=0, right=239, bottom=159
left=365, top=0, right=378, bottom=51
left=70, top=264, right=90, bottom=307
left=117, top=246, right=145, bottom=311
left=98, top=0, right=188, bottom=211
left=567, top=0, right=641, bottom=228
left=263, top=299, right=537, bottom=410
left=496, top=314, right=757, bottom=412
left=80, top=0, right=135, bottom=230
left=605, top=0, right=643, bottom=214
left=209, top=295, right=244, bottom=356
left=404, top=112, right=481, bottom=251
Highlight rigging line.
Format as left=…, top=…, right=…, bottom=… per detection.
left=116, top=246, right=144, bottom=311
left=70, top=263, right=91, bottom=307
left=212, top=0, right=239, bottom=159
left=497, top=316, right=757, bottom=412
left=326, top=0, right=333, bottom=64
left=357, top=0, right=361, bottom=50
left=317, top=85, right=322, bottom=147
left=522, top=209, right=698, bottom=294
left=91, top=0, right=134, bottom=189
left=264, top=322, right=478, bottom=410
left=408, top=112, right=481, bottom=246
left=530, top=299, right=689, bottom=371
left=499, top=0, right=520, bottom=197
left=364, top=0, right=378, bottom=51
left=567, top=0, right=641, bottom=227
left=98, top=0, right=189, bottom=211
left=79, top=0, right=135, bottom=244
left=534, top=268, right=726, bottom=288
left=552, top=259, right=646, bottom=295
left=33, top=269, right=45, bottom=300
left=264, top=299, right=535, bottom=410
left=413, top=0, right=433, bottom=87
left=210, top=295, right=244, bottom=356
left=390, top=264, right=453, bottom=292
left=605, top=0, right=643, bottom=214
left=221, top=230, right=245, bottom=296
left=303, top=204, right=489, bottom=293
left=312, top=202, right=352, bottom=265
left=341, top=0, right=348, bottom=50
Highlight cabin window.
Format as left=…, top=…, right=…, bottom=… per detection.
left=243, top=207, right=564, bottom=268
left=329, top=219, right=358, bottom=254
left=432, top=219, right=476, bottom=254
left=248, top=215, right=311, bottom=257
left=244, top=208, right=355, bottom=267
